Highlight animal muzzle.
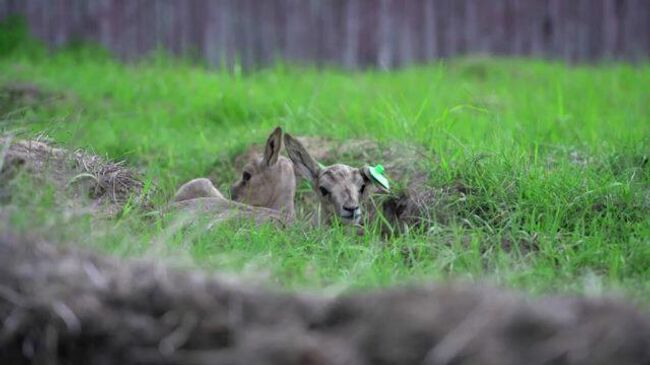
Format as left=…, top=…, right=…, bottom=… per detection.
left=339, top=205, right=361, bottom=224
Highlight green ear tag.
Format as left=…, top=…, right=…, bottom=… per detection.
left=369, top=164, right=390, bottom=190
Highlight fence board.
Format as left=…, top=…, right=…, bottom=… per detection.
left=1, top=0, right=647, bottom=68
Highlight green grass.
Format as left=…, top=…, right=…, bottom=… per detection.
left=1, top=40, right=649, bottom=301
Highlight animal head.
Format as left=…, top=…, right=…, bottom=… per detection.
left=284, top=133, right=383, bottom=225
left=230, top=127, right=296, bottom=217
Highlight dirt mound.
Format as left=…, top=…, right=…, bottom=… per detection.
left=227, top=136, right=447, bottom=232
left=0, top=136, right=148, bottom=217
left=0, top=233, right=648, bottom=365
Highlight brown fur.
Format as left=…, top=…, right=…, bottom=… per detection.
left=230, top=127, right=295, bottom=216
left=173, top=177, right=224, bottom=202
left=171, top=127, right=295, bottom=226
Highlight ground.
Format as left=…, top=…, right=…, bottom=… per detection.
left=0, top=38, right=649, bottom=302
left=2, top=233, right=648, bottom=364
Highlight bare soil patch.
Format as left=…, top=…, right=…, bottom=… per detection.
left=0, top=233, right=648, bottom=365
left=0, top=136, right=148, bottom=217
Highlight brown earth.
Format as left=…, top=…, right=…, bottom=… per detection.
left=0, top=232, right=648, bottom=365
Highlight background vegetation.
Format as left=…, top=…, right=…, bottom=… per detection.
left=1, top=21, right=649, bottom=301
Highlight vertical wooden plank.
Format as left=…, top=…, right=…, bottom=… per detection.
left=584, top=0, right=603, bottom=60
left=75, top=0, right=86, bottom=44
left=357, top=0, right=377, bottom=67
left=238, top=0, right=252, bottom=68
left=343, top=0, right=359, bottom=68
left=376, top=0, right=393, bottom=69
left=395, top=0, right=415, bottom=66
left=490, top=0, right=505, bottom=55
left=136, top=0, right=145, bottom=57
left=4, top=0, right=13, bottom=16
left=552, top=0, right=564, bottom=59
left=304, top=0, right=319, bottom=65
left=231, top=0, right=244, bottom=66
left=409, top=0, right=425, bottom=63
left=445, top=0, right=458, bottom=57
left=253, top=0, right=268, bottom=67
left=464, top=0, right=479, bottom=55
left=126, top=0, right=137, bottom=59
left=411, top=0, right=424, bottom=63
left=576, top=0, right=589, bottom=61
left=220, top=0, right=234, bottom=67
left=203, top=0, right=217, bottom=67
left=271, top=0, right=284, bottom=63
left=645, top=0, right=650, bottom=59
left=147, top=0, right=158, bottom=55
left=284, top=0, right=298, bottom=62
left=423, top=0, right=437, bottom=60
left=55, top=0, right=65, bottom=46
left=43, top=0, right=51, bottom=45
left=529, top=0, right=547, bottom=57
left=153, top=0, right=161, bottom=52
left=455, top=0, right=467, bottom=56
left=0, top=1, right=6, bottom=19
left=630, top=0, right=645, bottom=60
left=249, top=0, right=261, bottom=67
left=170, top=0, right=179, bottom=55
left=475, top=0, right=490, bottom=54
left=98, top=0, right=110, bottom=54
left=114, top=0, right=126, bottom=58
left=318, top=0, right=330, bottom=65
left=116, top=0, right=125, bottom=59
left=511, top=0, right=524, bottom=55
left=553, top=0, right=568, bottom=61
left=603, top=0, right=616, bottom=59
left=434, top=0, right=448, bottom=58
left=187, top=0, right=206, bottom=62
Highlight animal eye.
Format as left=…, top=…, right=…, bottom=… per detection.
left=319, top=186, right=330, bottom=196
left=242, top=171, right=252, bottom=182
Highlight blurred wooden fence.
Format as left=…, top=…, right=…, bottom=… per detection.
left=1, top=0, right=648, bottom=68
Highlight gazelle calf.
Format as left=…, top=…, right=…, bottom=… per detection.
left=284, top=133, right=386, bottom=226
left=171, top=127, right=295, bottom=226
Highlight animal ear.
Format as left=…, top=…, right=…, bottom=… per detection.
left=360, top=166, right=373, bottom=183
left=284, top=133, right=320, bottom=183
left=263, top=127, right=283, bottom=166
left=361, top=165, right=389, bottom=191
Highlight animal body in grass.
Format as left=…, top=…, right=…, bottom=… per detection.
left=172, top=127, right=295, bottom=226
left=284, top=133, right=385, bottom=227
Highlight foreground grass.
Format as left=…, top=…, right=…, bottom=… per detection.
left=1, top=47, right=649, bottom=301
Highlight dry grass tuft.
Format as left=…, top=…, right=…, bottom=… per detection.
left=0, top=136, right=149, bottom=217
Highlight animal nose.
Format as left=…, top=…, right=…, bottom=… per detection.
left=343, top=206, right=359, bottom=215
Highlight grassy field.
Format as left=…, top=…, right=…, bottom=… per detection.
left=1, top=31, right=649, bottom=301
